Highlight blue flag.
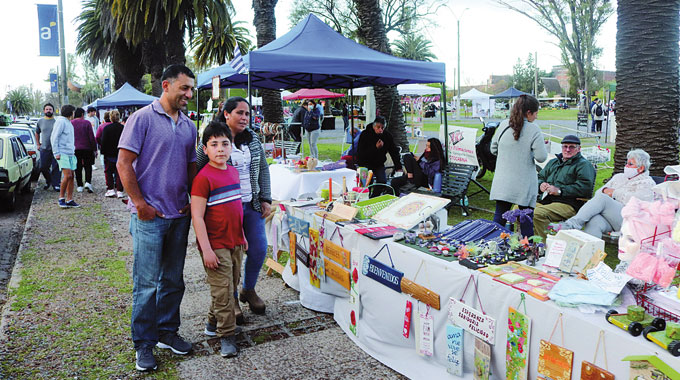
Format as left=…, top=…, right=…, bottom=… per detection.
left=37, top=4, right=59, bottom=57
left=229, top=43, right=246, bottom=74
left=50, top=73, right=58, bottom=93
left=104, top=78, right=111, bottom=93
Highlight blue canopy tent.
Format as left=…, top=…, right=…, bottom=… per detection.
left=88, top=82, right=158, bottom=109
left=489, top=87, right=530, bottom=99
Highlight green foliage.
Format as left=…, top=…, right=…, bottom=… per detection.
left=190, top=16, right=253, bottom=69
left=4, top=87, right=32, bottom=115
left=392, top=33, right=437, bottom=61
left=511, top=54, right=547, bottom=95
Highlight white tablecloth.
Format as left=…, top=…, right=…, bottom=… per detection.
left=267, top=206, right=680, bottom=379
left=269, top=164, right=357, bottom=201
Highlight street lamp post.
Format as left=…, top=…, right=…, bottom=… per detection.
left=449, top=7, right=469, bottom=121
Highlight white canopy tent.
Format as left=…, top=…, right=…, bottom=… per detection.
left=351, top=83, right=439, bottom=96
left=460, top=88, right=493, bottom=117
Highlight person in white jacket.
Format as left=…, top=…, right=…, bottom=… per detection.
left=549, top=149, right=655, bottom=237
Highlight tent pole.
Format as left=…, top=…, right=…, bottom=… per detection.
left=441, top=82, right=448, bottom=161
left=350, top=84, right=355, bottom=170
left=196, top=88, right=200, bottom=134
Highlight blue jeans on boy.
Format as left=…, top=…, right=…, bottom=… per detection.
left=129, top=214, right=190, bottom=349
left=241, top=202, right=268, bottom=292
left=39, top=148, right=61, bottom=187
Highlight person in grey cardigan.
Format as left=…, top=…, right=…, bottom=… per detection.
left=489, top=95, right=548, bottom=237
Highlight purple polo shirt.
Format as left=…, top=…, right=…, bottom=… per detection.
left=118, top=100, right=197, bottom=219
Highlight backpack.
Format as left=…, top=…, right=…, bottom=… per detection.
left=595, top=104, right=603, bottom=117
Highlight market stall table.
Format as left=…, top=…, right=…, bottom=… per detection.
left=269, top=164, right=357, bottom=201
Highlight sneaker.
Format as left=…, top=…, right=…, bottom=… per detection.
left=135, top=346, right=157, bottom=372
left=116, top=191, right=125, bottom=198
left=220, top=335, right=238, bottom=358
left=66, top=200, right=80, bottom=208
left=53, top=186, right=60, bottom=192
left=547, top=223, right=562, bottom=235
left=204, top=322, right=242, bottom=337
left=157, top=332, right=192, bottom=355
left=84, top=183, right=94, bottom=193
left=58, top=198, right=68, bottom=208
left=76, top=186, right=83, bottom=193
left=105, top=189, right=116, bottom=197
left=92, top=164, right=98, bottom=171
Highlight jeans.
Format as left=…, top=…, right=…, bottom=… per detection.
left=343, top=115, right=349, bottom=129
left=241, top=202, right=268, bottom=291
left=493, top=200, right=534, bottom=238
left=39, top=148, right=61, bottom=187
left=129, top=214, right=190, bottom=349
left=74, top=150, right=94, bottom=186
left=307, top=129, right=320, bottom=158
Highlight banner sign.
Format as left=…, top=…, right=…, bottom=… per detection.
left=37, top=4, right=59, bottom=57
left=49, top=73, right=58, bottom=93
left=104, top=78, right=110, bottom=93
left=440, top=125, right=479, bottom=166
left=448, top=297, right=496, bottom=344
left=362, top=255, right=403, bottom=293
left=287, top=214, right=309, bottom=238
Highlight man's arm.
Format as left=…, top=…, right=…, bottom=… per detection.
left=557, top=160, right=596, bottom=198
left=178, top=162, right=197, bottom=215
left=35, top=131, right=40, bottom=150
left=50, top=121, right=63, bottom=158
left=117, top=148, right=162, bottom=220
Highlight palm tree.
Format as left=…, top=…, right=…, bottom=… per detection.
left=615, top=0, right=680, bottom=175
left=392, top=33, right=436, bottom=61
left=191, top=18, right=253, bottom=69
left=5, top=88, right=32, bottom=116
left=352, top=0, right=409, bottom=151
left=253, top=0, right=284, bottom=124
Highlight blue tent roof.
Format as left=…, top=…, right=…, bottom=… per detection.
left=89, top=82, right=158, bottom=109
left=197, top=14, right=445, bottom=90
left=489, top=87, right=531, bottom=99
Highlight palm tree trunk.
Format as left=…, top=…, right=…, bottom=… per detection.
left=352, top=0, right=409, bottom=152
left=112, top=38, right=144, bottom=90
left=143, top=40, right=166, bottom=97
left=165, top=19, right=187, bottom=66
left=253, top=0, right=284, bottom=123
left=615, top=0, right=680, bottom=176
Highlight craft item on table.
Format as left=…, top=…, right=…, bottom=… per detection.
left=546, top=229, right=605, bottom=274
left=323, top=258, right=350, bottom=290
left=618, top=197, right=676, bottom=262
left=436, top=219, right=510, bottom=244
left=447, top=275, right=496, bottom=344
left=586, top=262, right=632, bottom=294
left=473, top=338, right=491, bottom=380
left=558, top=240, right=580, bottom=273
left=502, top=208, right=534, bottom=237
left=495, top=273, right=526, bottom=285
left=372, top=192, right=450, bottom=230
left=362, top=245, right=404, bottom=293
left=329, top=202, right=359, bottom=221
left=622, top=355, right=680, bottom=379
left=403, top=300, right=412, bottom=338
left=544, top=238, right=567, bottom=268
left=308, top=228, right=323, bottom=288
left=295, top=234, right=310, bottom=267
left=580, top=331, right=614, bottom=380
left=357, top=167, right=370, bottom=187
left=528, top=288, right=550, bottom=301
left=537, top=314, right=573, bottom=380
left=355, top=225, right=406, bottom=240
left=580, top=249, right=607, bottom=275
left=314, top=210, right=348, bottom=223
left=323, top=240, right=350, bottom=269
left=507, top=296, right=531, bottom=380
left=321, top=160, right=346, bottom=171
left=548, top=278, right=618, bottom=307
left=283, top=197, right=323, bottom=208
left=289, top=232, right=297, bottom=275
left=287, top=214, right=310, bottom=238
left=446, top=324, right=464, bottom=376
left=643, top=321, right=680, bottom=357
left=415, top=305, right=434, bottom=357
left=401, top=260, right=441, bottom=310
left=349, top=255, right=361, bottom=336
left=604, top=305, right=666, bottom=337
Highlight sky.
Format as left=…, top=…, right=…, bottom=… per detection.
left=0, top=0, right=617, bottom=99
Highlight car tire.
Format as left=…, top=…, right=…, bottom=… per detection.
left=642, top=326, right=657, bottom=341
left=3, top=191, right=16, bottom=212
left=21, top=180, right=32, bottom=194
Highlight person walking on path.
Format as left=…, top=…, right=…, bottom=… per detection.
left=196, top=96, right=272, bottom=324
left=589, top=97, right=598, bottom=132
left=191, top=121, right=247, bottom=358
left=50, top=105, right=79, bottom=208
left=35, top=103, right=61, bottom=191
left=99, top=110, right=125, bottom=198
left=591, top=99, right=605, bottom=133
left=489, top=95, right=548, bottom=237
left=86, top=106, right=100, bottom=170
left=72, top=108, right=97, bottom=193
left=117, top=65, right=198, bottom=372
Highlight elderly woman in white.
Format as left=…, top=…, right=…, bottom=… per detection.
left=549, top=149, right=656, bottom=237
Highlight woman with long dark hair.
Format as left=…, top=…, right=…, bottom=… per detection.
left=390, top=138, right=445, bottom=194
left=489, top=94, right=548, bottom=237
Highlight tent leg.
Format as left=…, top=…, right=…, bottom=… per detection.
left=441, top=82, right=449, bottom=161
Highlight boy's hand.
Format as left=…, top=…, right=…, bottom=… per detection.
left=203, top=250, right=220, bottom=270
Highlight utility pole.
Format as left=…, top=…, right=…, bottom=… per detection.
left=534, top=52, right=538, bottom=96
left=57, top=0, right=68, bottom=105
left=456, top=19, right=461, bottom=121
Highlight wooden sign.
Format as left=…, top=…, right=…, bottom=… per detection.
left=506, top=307, right=531, bottom=380
left=330, top=203, right=358, bottom=220
left=448, top=297, right=496, bottom=344
left=362, top=254, right=403, bottom=293
left=537, top=340, right=573, bottom=380
left=580, top=361, right=614, bottom=380
left=295, top=240, right=309, bottom=267
left=314, top=211, right=348, bottom=223
left=401, top=277, right=441, bottom=310
left=323, top=239, right=350, bottom=268
left=324, top=258, right=350, bottom=290
left=289, top=232, right=297, bottom=275
left=446, top=324, right=464, bottom=376
left=287, top=214, right=310, bottom=238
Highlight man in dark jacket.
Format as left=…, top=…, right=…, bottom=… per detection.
left=533, top=135, right=596, bottom=238
left=357, top=115, right=402, bottom=196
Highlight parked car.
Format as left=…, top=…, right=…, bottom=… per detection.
left=1, top=125, right=40, bottom=180
left=554, top=102, right=569, bottom=109
left=330, top=107, right=342, bottom=116
left=0, top=131, right=33, bottom=211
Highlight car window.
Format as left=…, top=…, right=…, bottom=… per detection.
left=0, top=138, right=3, bottom=159
left=2, top=127, right=33, bottom=145
left=10, top=138, right=21, bottom=161
left=16, top=139, right=28, bottom=157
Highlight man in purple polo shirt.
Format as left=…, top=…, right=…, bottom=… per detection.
left=117, top=65, right=197, bottom=372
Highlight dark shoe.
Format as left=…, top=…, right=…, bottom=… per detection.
left=205, top=321, right=242, bottom=336
left=58, top=198, right=68, bottom=208
left=66, top=200, right=80, bottom=208
left=42, top=184, right=50, bottom=190
left=157, top=332, right=192, bottom=355
left=239, top=289, right=266, bottom=315
left=53, top=186, right=60, bottom=192
left=220, top=335, right=238, bottom=358
left=234, top=298, right=245, bottom=324
left=135, top=346, right=157, bottom=372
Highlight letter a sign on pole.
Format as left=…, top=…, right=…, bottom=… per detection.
left=37, top=4, right=59, bottom=56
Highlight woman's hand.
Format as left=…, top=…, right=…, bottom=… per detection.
left=260, top=201, right=272, bottom=218
left=603, top=187, right=614, bottom=197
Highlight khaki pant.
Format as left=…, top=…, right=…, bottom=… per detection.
left=533, top=202, right=576, bottom=239
left=202, top=246, right=244, bottom=337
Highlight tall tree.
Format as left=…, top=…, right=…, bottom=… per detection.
left=352, top=0, right=409, bottom=151
left=614, top=0, right=679, bottom=175
left=496, top=0, right=613, bottom=99
left=253, top=0, right=284, bottom=124
left=4, top=88, right=32, bottom=116
left=511, top=54, right=547, bottom=94
left=191, top=18, right=253, bottom=69
left=392, top=33, right=437, bottom=61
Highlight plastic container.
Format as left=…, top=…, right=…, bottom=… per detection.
left=354, top=194, right=398, bottom=219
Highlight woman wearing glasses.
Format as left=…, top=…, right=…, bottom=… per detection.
left=489, top=94, right=548, bottom=237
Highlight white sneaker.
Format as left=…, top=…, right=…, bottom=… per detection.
left=84, top=182, right=94, bottom=193
left=105, top=189, right=116, bottom=197
left=77, top=186, right=83, bottom=193
left=117, top=191, right=125, bottom=198
left=92, top=164, right=98, bottom=171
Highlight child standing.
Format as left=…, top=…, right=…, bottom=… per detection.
left=191, top=121, right=248, bottom=357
